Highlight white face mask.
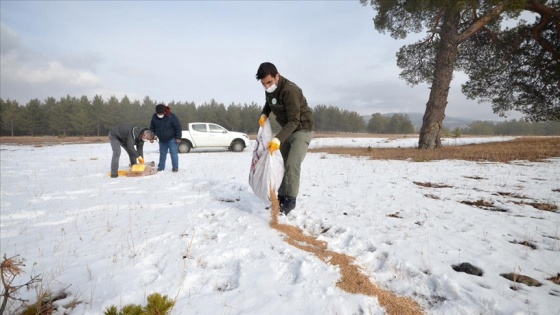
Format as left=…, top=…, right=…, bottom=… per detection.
left=157, top=114, right=164, bottom=119
left=142, top=138, right=150, bottom=142
left=265, top=84, right=277, bottom=93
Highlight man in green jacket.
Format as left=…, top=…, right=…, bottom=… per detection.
left=256, top=62, right=314, bottom=215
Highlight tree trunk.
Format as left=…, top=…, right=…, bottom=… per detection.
left=418, top=8, right=461, bottom=149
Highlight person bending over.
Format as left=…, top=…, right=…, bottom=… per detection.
left=109, top=124, right=154, bottom=178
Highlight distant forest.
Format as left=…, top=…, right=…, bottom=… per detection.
left=0, top=95, right=558, bottom=137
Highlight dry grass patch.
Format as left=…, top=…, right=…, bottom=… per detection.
left=413, top=181, right=453, bottom=188
left=313, top=133, right=418, bottom=139
left=512, top=201, right=558, bottom=212
left=527, top=202, right=558, bottom=212
left=548, top=274, right=560, bottom=285
left=501, top=273, right=542, bottom=288
left=460, top=199, right=509, bottom=212
left=509, top=240, right=537, bottom=249
left=495, top=192, right=528, bottom=199
left=310, top=137, right=560, bottom=162
left=424, top=194, right=440, bottom=200
left=464, top=175, right=485, bottom=180
left=461, top=199, right=495, bottom=208
left=0, top=136, right=106, bottom=146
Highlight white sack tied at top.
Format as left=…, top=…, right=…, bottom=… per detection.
left=248, top=119, right=285, bottom=202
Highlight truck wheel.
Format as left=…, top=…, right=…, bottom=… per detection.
left=231, top=140, right=245, bottom=152
left=178, top=141, right=191, bottom=153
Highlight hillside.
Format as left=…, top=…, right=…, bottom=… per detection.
left=361, top=112, right=476, bottom=130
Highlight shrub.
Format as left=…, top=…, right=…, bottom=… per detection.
left=453, top=128, right=461, bottom=138
left=103, top=293, right=175, bottom=315
left=0, top=255, right=42, bottom=315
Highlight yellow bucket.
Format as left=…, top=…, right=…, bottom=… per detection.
left=130, top=164, right=146, bottom=172
left=108, top=170, right=129, bottom=177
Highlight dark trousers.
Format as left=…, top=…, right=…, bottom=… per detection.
left=278, top=130, right=313, bottom=198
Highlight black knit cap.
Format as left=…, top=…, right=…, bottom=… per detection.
left=155, top=104, right=166, bottom=114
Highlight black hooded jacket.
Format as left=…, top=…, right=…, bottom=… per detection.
left=109, top=124, right=147, bottom=159
left=150, top=111, right=182, bottom=142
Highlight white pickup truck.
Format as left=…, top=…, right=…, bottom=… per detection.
left=178, top=122, right=251, bottom=153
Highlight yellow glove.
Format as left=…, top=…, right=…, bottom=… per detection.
left=268, top=137, right=280, bottom=155
left=259, top=114, right=267, bottom=127
left=138, top=156, right=144, bottom=164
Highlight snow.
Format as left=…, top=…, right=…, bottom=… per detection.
left=1, top=136, right=558, bottom=315
left=309, top=136, right=518, bottom=149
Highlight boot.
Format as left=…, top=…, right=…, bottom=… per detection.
left=280, top=196, right=296, bottom=215
left=277, top=195, right=286, bottom=205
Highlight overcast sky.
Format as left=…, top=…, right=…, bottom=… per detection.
left=1, top=1, right=521, bottom=121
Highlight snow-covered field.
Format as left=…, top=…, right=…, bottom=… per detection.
left=1, top=137, right=558, bottom=315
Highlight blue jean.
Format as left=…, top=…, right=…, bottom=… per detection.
left=158, top=139, right=179, bottom=170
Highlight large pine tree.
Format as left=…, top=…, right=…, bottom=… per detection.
left=361, top=0, right=559, bottom=148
